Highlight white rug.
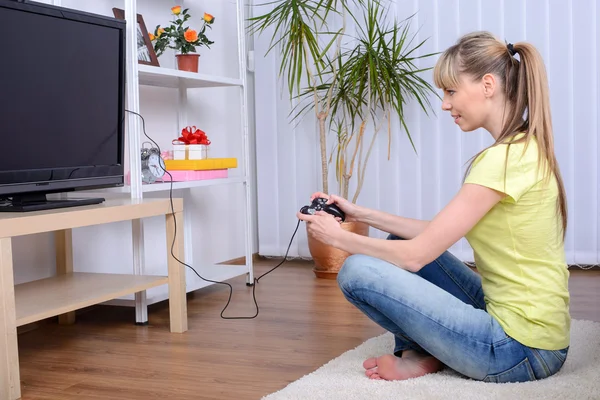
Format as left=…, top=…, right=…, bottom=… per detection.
left=262, top=319, right=600, bottom=400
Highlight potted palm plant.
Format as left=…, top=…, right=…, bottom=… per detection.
left=250, top=0, right=438, bottom=278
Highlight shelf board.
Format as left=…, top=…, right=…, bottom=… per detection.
left=88, top=176, right=247, bottom=194
left=15, top=272, right=169, bottom=326
left=104, top=264, right=249, bottom=307
left=138, top=65, right=242, bottom=89
left=143, top=176, right=247, bottom=192
left=0, top=199, right=182, bottom=238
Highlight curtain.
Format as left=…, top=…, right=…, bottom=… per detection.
left=253, top=0, right=599, bottom=266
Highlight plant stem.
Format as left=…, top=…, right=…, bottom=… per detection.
left=309, top=4, right=348, bottom=195
left=345, top=74, right=372, bottom=201
left=353, top=106, right=385, bottom=203
left=318, top=113, right=328, bottom=193
left=344, top=118, right=365, bottom=198
left=387, top=105, right=391, bottom=160
left=323, top=8, right=349, bottom=196
left=301, top=28, right=329, bottom=194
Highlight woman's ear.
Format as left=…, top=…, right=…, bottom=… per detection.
left=482, top=73, right=496, bottom=98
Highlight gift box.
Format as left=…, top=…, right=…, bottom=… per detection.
left=173, top=143, right=209, bottom=160
left=172, top=126, right=211, bottom=160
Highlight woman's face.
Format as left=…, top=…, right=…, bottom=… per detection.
left=440, top=74, right=491, bottom=132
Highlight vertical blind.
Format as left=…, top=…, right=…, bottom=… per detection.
left=253, top=0, right=599, bottom=266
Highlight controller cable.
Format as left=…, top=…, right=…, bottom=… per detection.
left=126, top=110, right=300, bottom=320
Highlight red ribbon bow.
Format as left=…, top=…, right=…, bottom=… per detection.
left=174, top=126, right=211, bottom=145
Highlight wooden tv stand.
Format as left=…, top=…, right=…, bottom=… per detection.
left=0, top=198, right=187, bottom=400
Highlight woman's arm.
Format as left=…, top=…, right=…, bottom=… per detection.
left=329, top=183, right=505, bottom=272
left=358, top=208, right=430, bottom=239
left=310, top=192, right=429, bottom=239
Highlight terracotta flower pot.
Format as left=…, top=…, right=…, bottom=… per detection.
left=176, top=54, right=200, bottom=72
left=307, top=221, right=370, bottom=279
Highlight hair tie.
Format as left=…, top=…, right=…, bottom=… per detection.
left=507, top=43, right=517, bottom=56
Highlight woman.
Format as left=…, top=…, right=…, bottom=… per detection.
left=297, top=31, right=570, bottom=383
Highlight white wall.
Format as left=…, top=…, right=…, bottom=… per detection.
left=12, top=0, right=259, bottom=298
left=254, top=0, right=599, bottom=265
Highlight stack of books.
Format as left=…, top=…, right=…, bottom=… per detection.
left=164, top=158, right=238, bottom=181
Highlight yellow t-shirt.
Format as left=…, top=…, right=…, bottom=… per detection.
left=464, top=135, right=570, bottom=350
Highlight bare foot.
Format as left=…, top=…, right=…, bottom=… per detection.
left=363, top=351, right=442, bottom=381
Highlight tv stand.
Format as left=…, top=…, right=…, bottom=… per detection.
left=0, top=193, right=105, bottom=212
left=0, top=198, right=187, bottom=400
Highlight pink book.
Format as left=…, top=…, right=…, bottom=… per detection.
left=163, top=169, right=228, bottom=182
left=127, top=169, right=228, bottom=184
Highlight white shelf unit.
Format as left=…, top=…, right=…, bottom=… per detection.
left=126, top=0, right=254, bottom=322
left=56, top=0, right=255, bottom=322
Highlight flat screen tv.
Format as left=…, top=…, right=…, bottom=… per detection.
left=0, top=0, right=126, bottom=212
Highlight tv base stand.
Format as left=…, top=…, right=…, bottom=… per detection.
left=0, top=198, right=187, bottom=400
left=0, top=193, right=105, bottom=212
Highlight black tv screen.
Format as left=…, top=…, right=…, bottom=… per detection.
left=0, top=1, right=125, bottom=200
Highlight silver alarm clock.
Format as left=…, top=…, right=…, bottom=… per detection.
left=141, top=142, right=166, bottom=184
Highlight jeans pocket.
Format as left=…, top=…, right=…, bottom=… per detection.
left=483, top=357, right=537, bottom=383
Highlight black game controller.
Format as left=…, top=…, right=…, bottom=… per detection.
left=300, top=197, right=345, bottom=222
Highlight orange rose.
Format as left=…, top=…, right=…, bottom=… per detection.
left=157, top=27, right=165, bottom=37
left=148, top=32, right=156, bottom=41
left=184, top=29, right=198, bottom=43
left=171, top=6, right=181, bottom=15
left=203, top=13, right=214, bottom=23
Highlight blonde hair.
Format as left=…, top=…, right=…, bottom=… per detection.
left=433, top=31, right=567, bottom=239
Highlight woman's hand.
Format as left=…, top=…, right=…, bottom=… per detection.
left=309, top=192, right=364, bottom=223
left=296, top=210, right=346, bottom=247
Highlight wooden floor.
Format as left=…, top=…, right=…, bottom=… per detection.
left=16, top=259, right=600, bottom=400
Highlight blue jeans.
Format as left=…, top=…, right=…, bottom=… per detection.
left=337, top=234, right=569, bottom=383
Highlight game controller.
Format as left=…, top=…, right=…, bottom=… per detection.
left=300, top=197, right=345, bottom=222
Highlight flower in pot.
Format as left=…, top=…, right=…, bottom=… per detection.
left=151, top=6, right=215, bottom=73
left=250, top=0, right=439, bottom=278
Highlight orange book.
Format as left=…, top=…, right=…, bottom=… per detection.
left=165, top=158, right=238, bottom=171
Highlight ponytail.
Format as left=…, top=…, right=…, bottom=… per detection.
left=509, top=42, right=568, bottom=239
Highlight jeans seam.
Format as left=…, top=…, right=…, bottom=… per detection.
left=349, top=286, right=492, bottom=348
left=395, top=331, right=416, bottom=345
left=484, top=357, right=536, bottom=382
left=530, top=348, right=551, bottom=378
left=549, top=350, right=566, bottom=364
left=434, top=258, right=484, bottom=309
left=492, top=336, right=513, bottom=346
